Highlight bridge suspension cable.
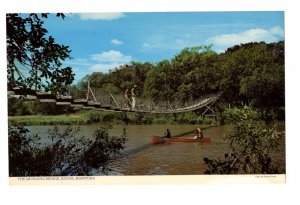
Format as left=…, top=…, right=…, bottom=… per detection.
left=8, top=85, right=222, bottom=115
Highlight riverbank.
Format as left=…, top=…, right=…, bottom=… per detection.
left=8, top=111, right=218, bottom=126
left=8, top=114, right=87, bottom=126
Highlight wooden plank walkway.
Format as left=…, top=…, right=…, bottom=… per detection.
left=7, top=87, right=222, bottom=114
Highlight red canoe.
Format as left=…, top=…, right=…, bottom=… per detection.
left=151, top=135, right=211, bottom=145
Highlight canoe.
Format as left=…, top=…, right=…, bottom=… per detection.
left=151, top=135, right=211, bottom=145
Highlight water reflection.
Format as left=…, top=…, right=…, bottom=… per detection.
left=28, top=124, right=285, bottom=175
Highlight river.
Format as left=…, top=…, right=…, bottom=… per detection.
left=28, top=124, right=285, bottom=175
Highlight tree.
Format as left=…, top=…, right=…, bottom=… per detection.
left=9, top=125, right=127, bottom=176
left=239, top=42, right=285, bottom=122
left=170, top=45, right=217, bottom=102
left=8, top=98, right=35, bottom=116
left=71, top=41, right=284, bottom=122
left=216, top=41, right=284, bottom=108
left=6, top=13, right=74, bottom=92
left=143, top=60, right=171, bottom=102
left=130, top=61, right=153, bottom=90
left=181, top=48, right=218, bottom=99
left=204, top=106, right=283, bottom=174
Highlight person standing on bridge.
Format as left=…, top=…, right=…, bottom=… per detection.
left=131, top=85, right=138, bottom=110
left=124, top=87, right=131, bottom=108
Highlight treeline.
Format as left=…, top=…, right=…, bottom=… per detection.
left=8, top=98, right=72, bottom=116
left=72, top=41, right=284, bottom=121
left=9, top=41, right=284, bottom=122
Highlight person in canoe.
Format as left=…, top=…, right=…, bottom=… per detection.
left=163, top=128, right=172, bottom=138
left=193, top=127, right=203, bottom=139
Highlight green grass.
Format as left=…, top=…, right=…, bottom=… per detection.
left=8, top=111, right=219, bottom=126
left=8, top=114, right=88, bottom=126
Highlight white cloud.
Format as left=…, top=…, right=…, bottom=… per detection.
left=270, top=26, right=284, bottom=37
left=142, top=43, right=154, bottom=48
left=142, top=39, right=187, bottom=50
left=143, top=43, right=151, bottom=48
left=90, top=63, right=125, bottom=73
left=88, top=50, right=132, bottom=73
left=206, top=27, right=284, bottom=53
left=90, top=50, right=132, bottom=63
left=142, top=33, right=200, bottom=51
left=63, top=59, right=95, bottom=82
left=111, top=39, right=123, bottom=45
left=79, top=13, right=125, bottom=21
left=175, top=39, right=186, bottom=46
left=67, top=50, right=133, bottom=80
left=64, top=58, right=93, bottom=67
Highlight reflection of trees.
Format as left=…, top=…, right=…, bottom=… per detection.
left=9, top=126, right=126, bottom=176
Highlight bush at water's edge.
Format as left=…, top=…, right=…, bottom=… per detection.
left=8, top=110, right=218, bottom=126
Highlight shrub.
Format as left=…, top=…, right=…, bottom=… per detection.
left=9, top=125, right=127, bottom=176
left=204, top=106, right=283, bottom=174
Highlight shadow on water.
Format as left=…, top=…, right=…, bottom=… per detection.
left=120, top=143, right=153, bottom=157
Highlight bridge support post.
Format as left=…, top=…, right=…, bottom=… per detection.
left=201, top=98, right=218, bottom=117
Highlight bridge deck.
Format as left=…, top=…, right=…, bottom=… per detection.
left=8, top=88, right=221, bottom=114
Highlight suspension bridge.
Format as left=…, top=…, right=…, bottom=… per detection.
left=7, top=85, right=222, bottom=116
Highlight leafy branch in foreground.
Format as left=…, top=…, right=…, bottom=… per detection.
left=7, top=13, right=74, bottom=92
left=204, top=106, right=283, bottom=174
left=9, top=125, right=127, bottom=176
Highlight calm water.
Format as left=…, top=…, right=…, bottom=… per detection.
left=28, top=124, right=285, bottom=175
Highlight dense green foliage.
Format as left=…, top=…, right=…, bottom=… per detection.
left=8, top=111, right=217, bottom=126
left=8, top=98, right=73, bottom=116
left=8, top=41, right=284, bottom=124
left=7, top=15, right=285, bottom=176
left=9, top=126, right=127, bottom=176
left=204, top=106, right=283, bottom=174
left=6, top=13, right=74, bottom=92
left=72, top=42, right=283, bottom=103
left=7, top=14, right=130, bottom=177
left=7, top=14, right=284, bottom=123
left=69, top=42, right=284, bottom=122
left=81, top=110, right=216, bottom=125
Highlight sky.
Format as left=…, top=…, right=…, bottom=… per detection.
left=42, top=12, right=284, bottom=82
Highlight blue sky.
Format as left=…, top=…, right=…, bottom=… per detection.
left=43, top=12, right=284, bottom=82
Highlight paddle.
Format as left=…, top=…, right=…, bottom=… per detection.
left=171, top=124, right=218, bottom=138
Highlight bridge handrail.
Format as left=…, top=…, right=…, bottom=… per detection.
left=7, top=87, right=221, bottom=114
